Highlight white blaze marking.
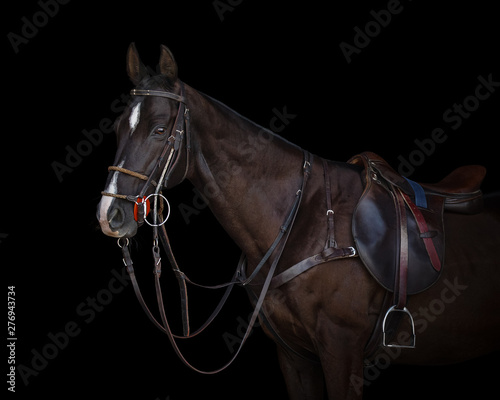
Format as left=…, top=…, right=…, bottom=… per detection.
left=129, top=102, right=142, bottom=135
left=104, top=159, right=124, bottom=195
left=98, top=160, right=125, bottom=236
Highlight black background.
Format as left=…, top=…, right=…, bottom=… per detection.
left=4, top=1, right=499, bottom=399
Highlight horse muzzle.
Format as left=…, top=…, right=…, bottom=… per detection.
left=97, top=196, right=138, bottom=238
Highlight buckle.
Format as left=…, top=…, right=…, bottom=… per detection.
left=346, top=246, right=357, bottom=257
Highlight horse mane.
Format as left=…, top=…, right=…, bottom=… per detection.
left=196, top=88, right=302, bottom=152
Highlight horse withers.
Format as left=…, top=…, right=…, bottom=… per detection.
left=97, top=43, right=500, bottom=399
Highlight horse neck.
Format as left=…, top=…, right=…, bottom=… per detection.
left=184, top=85, right=304, bottom=261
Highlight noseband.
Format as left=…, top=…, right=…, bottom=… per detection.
left=101, top=82, right=190, bottom=226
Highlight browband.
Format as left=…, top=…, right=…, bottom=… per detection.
left=130, top=88, right=186, bottom=104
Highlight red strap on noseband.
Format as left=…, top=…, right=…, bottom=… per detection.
left=133, top=196, right=151, bottom=221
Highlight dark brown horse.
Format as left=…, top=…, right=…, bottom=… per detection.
left=97, top=44, right=500, bottom=399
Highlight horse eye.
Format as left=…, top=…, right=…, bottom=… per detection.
left=154, top=127, right=166, bottom=135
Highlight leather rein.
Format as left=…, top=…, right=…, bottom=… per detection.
left=101, top=82, right=315, bottom=373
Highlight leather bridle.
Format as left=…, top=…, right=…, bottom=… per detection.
left=101, top=81, right=314, bottom=374
left=101, top=82, right=191, bottom=227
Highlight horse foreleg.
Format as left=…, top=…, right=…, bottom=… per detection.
left=317, top=326, right=366, bottom=400
left=276, top=345, right=325, bottom=400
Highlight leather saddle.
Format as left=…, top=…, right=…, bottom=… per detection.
left=269, top=151, right=486, bottom=351
left=349, top=152, right=485, bottom=296
left=349, top=152, right=485, bottom=348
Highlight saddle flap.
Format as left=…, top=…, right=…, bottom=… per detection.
left=349, top=152, right=445, bottom=294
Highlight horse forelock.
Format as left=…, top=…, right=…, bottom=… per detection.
left=136, top=74, right=175, bottom=92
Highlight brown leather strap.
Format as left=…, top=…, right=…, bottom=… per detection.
left=322, top=159, right=337, bottom=249
left=399, top=191, right=442, bottom=272
left=158, top=224, right=191, bottom=336
left=107, top=166, right=154, bottom=184
left=131, top=88, right=186, bottom=104
left=270, top=158, right=358, bottom=290
left=120, top=151, right=313, bottom=374
left=270, top=246, right=357, bottom=289
left=242, top=277, right=321, bottom=363
left=394, top=187, right=409, bottom=310
left=239, top=152, right=313, bottom=286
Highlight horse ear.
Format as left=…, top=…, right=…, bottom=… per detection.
left=159, top=45, right=178, bottom=81
left=126, top=43, right=148, bottom=85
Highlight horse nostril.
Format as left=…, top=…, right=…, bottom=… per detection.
left=108, top=207, right=124, bottom=230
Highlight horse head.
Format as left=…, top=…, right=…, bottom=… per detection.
left=97, top=43, right=190, bottom=238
